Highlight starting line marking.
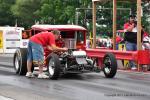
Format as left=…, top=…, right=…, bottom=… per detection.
left=0, top=96, right=14, bottom=100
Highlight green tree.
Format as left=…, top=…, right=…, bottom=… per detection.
left=11, top=0, right=41, bottom=28
left=0, top=0, right=149, bottom=32
left=37, top=0, right=78, bottom=24
left=0, top=0, right=16, bottom=26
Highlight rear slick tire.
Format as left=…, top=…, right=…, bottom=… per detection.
left=13, top=48, right=28, bottom=75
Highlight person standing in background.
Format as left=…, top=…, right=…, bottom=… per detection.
left=124, top=15, right=137, bottom=70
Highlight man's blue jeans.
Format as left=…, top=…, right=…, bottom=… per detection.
left=125, top=41, right=137, bottom=68
left=27, top=41, right=44, bottom=65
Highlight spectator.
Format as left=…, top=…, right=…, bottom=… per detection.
left=116, top=35, right=123, bottom=50
left=124, top=15, right=137, bottom=70
left=22, top=31, right=29, bottom=39
left=142, top=26, right=150, bottom=50
left=86, top=39, right=91, bottom=48
left=26, top=30, right=68, bottom=78
left=143, top=35, right=150, bottom=50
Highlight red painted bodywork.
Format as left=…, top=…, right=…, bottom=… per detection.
left=31, top=24, right=87, bottom=57
left=86, top=48, right=150, bottom=70
left=30, top=24, right=150, bottom=71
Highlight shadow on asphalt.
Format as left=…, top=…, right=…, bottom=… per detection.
left=60, top=73, right=107, bottom=80
left=61, top=73, right=84, bottom=80
left=0, top=70, right=16, bottom=76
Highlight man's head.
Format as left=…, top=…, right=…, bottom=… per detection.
left=51, top=30, right=60, bottom=40
left=129, top=15, right=136, bottom=23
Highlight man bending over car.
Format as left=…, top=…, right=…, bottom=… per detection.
left=26, top=30, right=68, bottom=79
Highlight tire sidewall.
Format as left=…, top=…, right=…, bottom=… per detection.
left=47, top=53, right=61, bottom=79
left=103, top=53, right=117, bottom=78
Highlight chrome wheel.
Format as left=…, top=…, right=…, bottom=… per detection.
left=47, top=53, right=61, bottom=80
left=15, top=56, right=20, bottom=71
left=104, top=57, right=111, bottom=74
left=13, top=48, right=28, bottom=75
left=49, top=59, right=55, bottom=76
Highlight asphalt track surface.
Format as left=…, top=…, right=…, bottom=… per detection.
left=0, top=54, right=150, bottom=100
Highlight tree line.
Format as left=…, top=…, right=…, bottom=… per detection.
left=0, top=0, right=149, bottom=34
left=0, top=0, right=91, bottom=29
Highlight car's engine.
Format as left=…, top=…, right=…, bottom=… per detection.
left=58, top=49, right=94, bottom=73
left=56, top=38, right=94, bottom=73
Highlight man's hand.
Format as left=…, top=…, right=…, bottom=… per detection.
left=130, top=23, right=135, bottom=28
left=62, top=47, right=68, bottom=51
left=50, top=44, right=68, bottom=52
left=127, top=23, right=135, bottom=32
left=53, top=47, right=68, bottom=55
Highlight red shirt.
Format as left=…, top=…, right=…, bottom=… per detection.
left=143, top=31, right=149, bottom=37
left=30, top=32, right=56, bottom=47
left=116, top=36, right=122, bottom=43
left=124, top=22, right=131, bottom=30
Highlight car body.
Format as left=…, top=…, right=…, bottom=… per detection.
left=13, top=24, right=117, bottom=79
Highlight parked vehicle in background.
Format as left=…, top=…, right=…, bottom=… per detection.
left=0, top=26, right=24, bottom=53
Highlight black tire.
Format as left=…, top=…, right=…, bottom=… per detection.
left=13, top=48, right=27, bottom=75
left=103, top=53, right=117, bottom=78
left=47, top=53, right=61, bottom=80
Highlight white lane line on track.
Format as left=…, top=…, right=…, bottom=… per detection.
left=0, top=95, right=14, bottom=100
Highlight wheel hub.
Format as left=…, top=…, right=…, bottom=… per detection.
left=104, top=57, right=111, bottom=74
left=49, top=60, right=55, bottom=75
left=15, top=57, right=19, bottom=70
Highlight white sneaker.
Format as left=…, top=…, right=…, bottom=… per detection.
left=38, top=73, right=49, bottom=79
left=131, top=67, right=137, bottom=70
left=26, top=72, right=34, bottom=78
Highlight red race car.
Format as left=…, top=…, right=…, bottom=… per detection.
left=13, top=24, right=117, bottom=79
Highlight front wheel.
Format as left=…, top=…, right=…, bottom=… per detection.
left=103, top=53, right=117, bottom=78
left=47, top=53, right=61, bottom=80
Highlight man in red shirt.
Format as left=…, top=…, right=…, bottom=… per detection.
left=26, top=30, right=68, bottom=78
